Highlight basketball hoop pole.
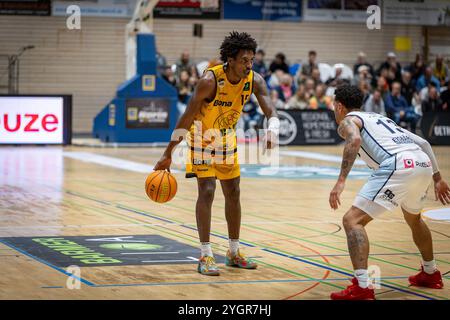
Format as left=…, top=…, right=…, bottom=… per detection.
left=125, top=0, right=160, bottom=80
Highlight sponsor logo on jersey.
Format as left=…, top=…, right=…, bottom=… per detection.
left=415, top=161, right=431, bottom=168
left=392, top=135, right=414, bottom=144
left=218, top=78, right=225, bottom=88
left=404, top=159, right=414, bottom=169
left=243, top=82, right=250, bottom=91
left=213, top=100, right=232, bottom=107
left=214, top=109, right=240, bottom=129
left=381, top=189, right=398, bottom=206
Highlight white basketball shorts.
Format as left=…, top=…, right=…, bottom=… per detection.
left=353, top=150, right=433, bottom=218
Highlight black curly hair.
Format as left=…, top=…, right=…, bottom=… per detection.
left=220, top=31, right=257, bottom=63
left=334, top=84, right=364, bottom=110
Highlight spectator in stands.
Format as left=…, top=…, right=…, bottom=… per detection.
left=309, top=84, right=333, bottom=110
left=270, top=89, right=286, bottom=109
left=175, top=50, right=195, bottom=77
left=241, top=99, right=263, bottom=133
left=269, top=53, right=289, bottom=74
left=286, top=84, right=309, bottom=110
left=407, top=53, right=426, bottom=83
left=416, top=66, right=440, bottom=92
left=358, top=80, right=371, bottom=104
left=378, top=52, right=402, bottom=82
left=401, top=71, right=416, bottom=106
left=301, top=50, right=319, bottom=78
left=176, top=70, right=194, bottom=105
left=268, top=69, right=284, bottom=89
left=353, top=52, right=374, bottom=78
left=352, top=65, right=373, bottom=88
left=364, top=89, right=386, bottom=116
left=432, top=55, right=449, bottom=88
left=440, top=81, right=450, bottom=111
left=162, top=66, right=177, bottom=87
left=311, top=68, right=323, bottom=87
left=156, top=51, right=167, bottom=76
left=422, top=86, right=444, bottom=113
left=253, top=49, right=268, bottom=79
left=304, top=78, right=316, bottom=98
left=376, top=76, right=390, bottom=99
left=326, top=64, right=350, bottom=86
left=385, top=81, right=418, bottom=132
left=275, top=74, right=296, bottom=102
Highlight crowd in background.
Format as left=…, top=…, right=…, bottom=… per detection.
left=157, top=49, right=450, bottom=134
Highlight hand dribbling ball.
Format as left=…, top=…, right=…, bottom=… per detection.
left=145, top=170, right=177, bottom=203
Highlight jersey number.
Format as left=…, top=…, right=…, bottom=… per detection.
left=376, top=119, right=404, bottom=134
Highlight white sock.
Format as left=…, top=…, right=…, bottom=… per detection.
left=422, top=259, right=437, bottom=275
left=229, top=239, right=239, bottom=256
left=200, top=242, right=213, bottom=257
left=355, top=269, right=369, bottom=289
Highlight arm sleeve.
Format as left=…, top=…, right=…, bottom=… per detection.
left=405, top=131, right=440, bottom=174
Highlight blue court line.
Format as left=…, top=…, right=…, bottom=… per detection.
left=295, top=252, right=450, bottom=257
left=66, top=192, right=440, bottom=299
left=0, top=240, right=96, bottom=287
left=263, top=248, right=437, bottom=300
left=40, top=276, right=411, bottom=289
left=114, top=206, right=440, bottom=300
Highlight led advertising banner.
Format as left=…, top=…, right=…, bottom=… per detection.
left=0, top=95, right=72, bottom=144
left=303, top=0, right=380, bottom=23
left=223, top=0, right=302, bottom=22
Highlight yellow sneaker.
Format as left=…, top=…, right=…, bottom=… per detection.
left=197, top=255, right=220, bottom=276
left=225, top=249, right=257, bottom=269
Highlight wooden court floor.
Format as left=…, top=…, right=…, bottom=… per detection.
left=0, top=144, right=449, bottom=300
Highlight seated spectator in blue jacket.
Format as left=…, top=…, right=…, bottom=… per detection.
left=274, top=73, right=296, bottom=102
left=253, top=49, right=269, bottom=80
left=416, top=67, right=440, bottom=92
left=385, top=81, right=419, bottom=132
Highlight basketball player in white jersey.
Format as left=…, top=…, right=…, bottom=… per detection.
left=329, top=84, right=450, bottom=300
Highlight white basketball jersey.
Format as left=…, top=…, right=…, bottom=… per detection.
left=346, top=111, right=421, bottom=169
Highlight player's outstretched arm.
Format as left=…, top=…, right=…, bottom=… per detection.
left=253, top=72, right=279, bottom=149
left=154, top=72, right=216, bottom=171
left=423, top=147, right=450, bottom=204
left=329, top=116, right=362, bottom=210
left=405, top=131, right=450, bottom=205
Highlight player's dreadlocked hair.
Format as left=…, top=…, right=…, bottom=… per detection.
left=334, top=84, right=364, bottom=110
left=220, top=31, right=257, bottom=63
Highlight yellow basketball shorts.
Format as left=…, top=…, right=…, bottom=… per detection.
left=185, top=147, right=240, bottom=180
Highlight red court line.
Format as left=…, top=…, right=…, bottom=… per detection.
left=281, top=240, right=331, bottom=300
left=241, top=225, right=332, bottom=299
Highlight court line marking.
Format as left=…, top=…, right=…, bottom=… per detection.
left=263, top=249, right=436, bottom=300
left=40, top=276, right=411, bottom=289
left=120, top=252, right=180, bottom=255
left=66, top=190, right=445, bottom=300
left=0, top=240, right=95, bottom=287
left=66, top=195, right=447, bottom=300
left=279, top=150, right=366, bottom=165
left=64, top=187, right=450, bottom=299
left=63, top=198, right=346, bottom=292
left=62, top=151, right=180, bottom=174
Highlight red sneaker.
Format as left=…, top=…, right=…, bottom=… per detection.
left=409, top=267, right=444, bottom=289
left=330, top=278, right=375, bottom=300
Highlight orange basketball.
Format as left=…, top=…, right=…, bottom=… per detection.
left=145, top=170, right=177, bottom=203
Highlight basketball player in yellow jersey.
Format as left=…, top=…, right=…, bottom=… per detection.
left=154, top=32, right=279, bottom=275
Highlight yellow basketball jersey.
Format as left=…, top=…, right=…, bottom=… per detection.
left=188, top=64, right=254, bottom=152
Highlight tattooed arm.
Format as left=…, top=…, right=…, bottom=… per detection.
left=329, top=116, right=362, bottom=210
